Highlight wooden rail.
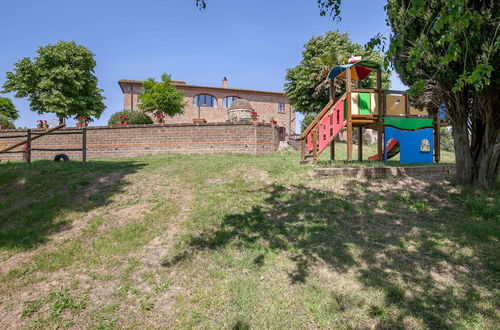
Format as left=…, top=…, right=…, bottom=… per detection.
left=351, top=88, right=377, bottom=93
left=301, top=93, right=346, bottom=139
left=0, top=124, right=65, bottom=153
left=0, top=124, right=87, bottom=164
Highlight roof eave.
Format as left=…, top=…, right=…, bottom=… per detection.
left=118, top=79, right=285, bottom=96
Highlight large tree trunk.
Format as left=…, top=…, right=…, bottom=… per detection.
left=453, top=120, right=474, bottom=184
left=472, top=112, right=500, bottom=187
left=452, top=98, right=499, bottom=187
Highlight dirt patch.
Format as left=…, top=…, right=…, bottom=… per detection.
left=136, top=186, right=194, bottom=270
left=84, top=171, right=127, bottom=197
left=108, top=202, right=152, bottom=226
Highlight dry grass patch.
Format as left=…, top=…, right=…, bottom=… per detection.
left=0, top=151, right=498, bottom=329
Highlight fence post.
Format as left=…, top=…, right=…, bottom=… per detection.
left=26, top=129, right=32, bottom=164
left=312, top=129, right=319, bottom=164
left=82, top=128, right=87, bottom=165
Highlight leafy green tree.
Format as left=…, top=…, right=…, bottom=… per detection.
left=301, top=113, right=317, bottom=133
left=386, top=0, right=499, bottom=186
left=138, top=73, right=185, bottom=117
left=440, top=128, right=455, bottom=153
left=284, top=31, right=391, bottom=115
left=2, top=41, right=105, bottom=124
left=0, top=97, right=19, bottom=121
left=0, top=117, right=15, bottom=129
left=195, top=0, right=206, bottom=9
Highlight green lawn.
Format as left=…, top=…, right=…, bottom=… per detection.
left=0, top=151, right=498, bottom=329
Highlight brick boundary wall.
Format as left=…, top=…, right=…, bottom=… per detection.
left=313, top=165, right=456, bottom=179
left=0, top=122, right=280, bottom=162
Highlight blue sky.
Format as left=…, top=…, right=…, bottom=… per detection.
left=0, top=0, right=405, bottom=131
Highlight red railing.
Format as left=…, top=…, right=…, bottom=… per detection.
left=301, top=94, right=347, bottom=160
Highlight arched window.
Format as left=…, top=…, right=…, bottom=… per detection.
left=194, top=94, right=217, bottom=107
left=223, top=96, right=240, bottom=108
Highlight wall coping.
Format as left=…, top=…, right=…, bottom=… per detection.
left=313, top=165, right=456, bottom=179
left=0, top=121, right=275, bottom=133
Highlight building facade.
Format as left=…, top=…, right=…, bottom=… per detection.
left=118, top=78, right=296, bottom=135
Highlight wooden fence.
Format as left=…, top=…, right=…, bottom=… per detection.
left=0, top=125, right=87, bottom=164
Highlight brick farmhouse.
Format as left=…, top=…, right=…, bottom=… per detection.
left=118, top=77, right=296, bottom=136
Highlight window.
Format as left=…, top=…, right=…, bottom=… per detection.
left=194, top=94, right=218, bottom=107
left=278, top=103, right=286, bottom=113
left=223, top=96, right=239, bottom=108
left=420, top=139, right=430, bottom=153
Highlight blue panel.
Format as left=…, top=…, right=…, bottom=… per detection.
left=438, top=105, right=447, bottom=119
left=384, top=127, right=434, bottom=164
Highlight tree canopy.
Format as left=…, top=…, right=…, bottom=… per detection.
left=138, top=73, right=185, bottom=117
left=2, top=41, right=105, bottom=122
left=0, top=97, right=18, bottom=121
left=284, top=30, right=391, bottom=115
left=386, top=0, right=499, bottom=186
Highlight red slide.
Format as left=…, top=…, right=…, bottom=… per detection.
left=368, top=139, right=400, bottom=160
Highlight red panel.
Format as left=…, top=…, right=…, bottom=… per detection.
left=317, top=99, right=345, bottom=154
left=305, top=98, right=346, bottom=155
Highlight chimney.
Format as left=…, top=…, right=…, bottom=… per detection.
left=222, top=77, right=228, bottom=88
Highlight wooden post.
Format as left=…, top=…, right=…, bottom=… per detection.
left=357, top=127, right=363, bottom=161
left=329, top=79, right=335, bottom=100
left=376, top=70, right=383, bottom=161
left=346, top=68, right=353, bottom=161
left=435, top=116, right=441, bottom=163
left=312, top=129, right=318, bottom=164
left=82, top=128, right=87, bottom=165
left=405, top=92, right=410, bottom=118
left=26, top=129, right=32, bottom=164
left=300, top=137, right=306, bottom=162
left=330, top=139, right=335, bottom=161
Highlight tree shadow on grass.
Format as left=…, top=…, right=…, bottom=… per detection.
left=0, top=160, right=146, bottom=251
left=164, top=178, right=499, bottom=328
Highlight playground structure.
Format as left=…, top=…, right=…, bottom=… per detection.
left=300, top=58, right=447, bottom=164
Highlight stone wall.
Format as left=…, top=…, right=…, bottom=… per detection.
left=0, top=122, right=280, bottom=162
left=314, top=165, right=456, bottom=179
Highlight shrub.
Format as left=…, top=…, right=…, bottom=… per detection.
left=108, top=111, right=153, bottom=126
left=441, top=128, right=454, bottom=152
left=0, top=115, right=15, bottom=129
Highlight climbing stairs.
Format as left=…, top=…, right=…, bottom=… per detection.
left=300, top=94, right=347, bottom=162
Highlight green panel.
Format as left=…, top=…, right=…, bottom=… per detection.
left=383, top=117, right=434, bottom=130
left=344, top=99, right=347, bottom=118
left=359, top=93, right=371, bottom=115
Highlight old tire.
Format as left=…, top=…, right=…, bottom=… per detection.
left=54, top=154, right=69, bottom=162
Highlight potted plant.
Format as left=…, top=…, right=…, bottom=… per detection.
left=270, top=117, right=278, bottom=125
left=155, top=113, right=166, bottom=124
left=250, top=111, right=259, bottom=124
left=37, top=120, right=49, bottom=130
left=76, top=116, right=90, bottom=128
left=117, top=115, right=129, bottom=126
